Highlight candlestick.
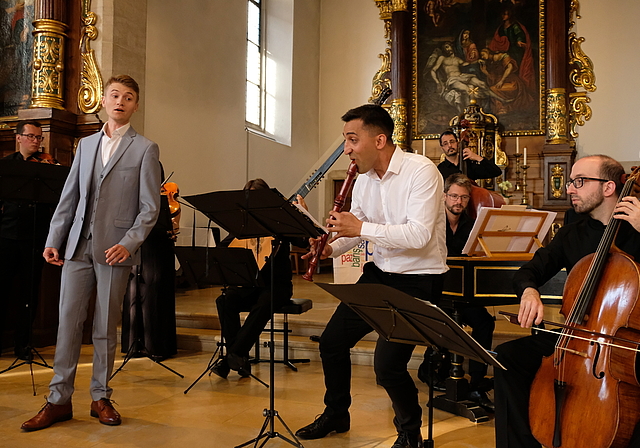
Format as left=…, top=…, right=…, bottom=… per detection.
left=514, top=152, right=522, bottom=191
left=521, top=163, right=529, bottom=206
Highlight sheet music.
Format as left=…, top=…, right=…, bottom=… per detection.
left=294, top=202, right=328, bottom=234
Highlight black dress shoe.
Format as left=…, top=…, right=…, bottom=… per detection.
left=468, top=390, right=495, bottom=412
left=227, top=352, right=251, bottom=376
left=210, top=357, right=230, bottom=379
left=391, top=431, right=424, bottom=448
left=295, top=413, right=350, bottom=439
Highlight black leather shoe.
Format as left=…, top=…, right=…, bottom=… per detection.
left=391, top=431, right=424, bottom=448
left=227, top=352, right=251, bottom=377
left=468, top=390, right=495, bottom=412
left=210, top=357, right=230, bottom=379
left=295, top=413, right=350, bottom=439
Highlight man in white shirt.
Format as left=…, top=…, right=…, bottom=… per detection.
left=296, top=104, right=448, bottom=448
left=21, top=75, right=161, bottom=431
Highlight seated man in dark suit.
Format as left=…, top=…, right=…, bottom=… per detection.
left=419, top=173, right=495, bottom=410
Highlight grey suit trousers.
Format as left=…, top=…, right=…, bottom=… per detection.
left=48, top=236, right=130, bottom=404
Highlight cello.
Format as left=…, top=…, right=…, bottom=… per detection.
left=528, top=166, right=640, bottom=448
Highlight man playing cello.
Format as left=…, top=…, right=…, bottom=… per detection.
left=495, top=155, right=640, bottom=447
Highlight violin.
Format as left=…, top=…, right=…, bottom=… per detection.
left=458, top=139, right=505, bottom=219
left=28, top=151, right=60, bottom=165
left=161, top=181, right=181, bottom=240
left=526, top=166, right=640, bottom=448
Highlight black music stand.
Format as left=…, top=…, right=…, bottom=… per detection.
left=184, top=188, right=325, bottom=448
left=0, top=160, right=69, bottom=395
left=181, top=246, right=269, bottom=392
left=316, top=283, right=505, bottom=448
left=111, top=260, right=184, bottom=381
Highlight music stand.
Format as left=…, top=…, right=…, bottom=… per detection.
left=316, top=282, right=505, bottom=448
left=184, top=188, right=324, bottom=448
left=0, top=160, right=69, bottom=395
left=181, top=246, right=269, bottom=392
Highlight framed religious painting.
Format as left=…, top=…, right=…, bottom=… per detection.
left=413, top=0, right=545, bottom=138
left=0, top=0, right=34, bottom=119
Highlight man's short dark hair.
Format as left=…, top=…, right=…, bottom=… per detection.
left=16, top=120, right=42, bottom=135
left=444, top=173, right=472, bottom=194
left=341, top=104, right=394, bottom=140
left=439, top=129, right=458, bottom=146
left=592, top=154, right=625, bottom=195
left=104, top=75, right=140, bottom=102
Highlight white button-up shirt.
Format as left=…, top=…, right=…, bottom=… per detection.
left=330, top=146, right=448, bottom=275
left=100, top=122, right=130, bottom=166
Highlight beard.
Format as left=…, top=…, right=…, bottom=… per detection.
left=572, top=190, right=604, bottom=214
left=446, top=203, right=464, bottom=215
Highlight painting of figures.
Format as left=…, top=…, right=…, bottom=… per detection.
left=0, top=0, right=34, bottom=118
left=414, top=0, right=544, bottom=137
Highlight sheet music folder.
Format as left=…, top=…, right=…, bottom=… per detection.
left=183, top=188, right=326, bottom=240
left=174, top=246, right=263, bottom=288
left=316, top=282, right=504, bottom=369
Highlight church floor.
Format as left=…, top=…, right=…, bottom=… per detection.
left=0, top=270, right=538, bottom=447
left=0, top=347, right=496, bottom=448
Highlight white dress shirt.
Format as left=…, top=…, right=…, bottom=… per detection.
left=100, top=122, right=131, bottom=166
left=330, top=146, right=448, bottom=275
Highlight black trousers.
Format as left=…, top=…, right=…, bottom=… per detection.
left=0, top=237, right=45, bottom=351
left=216, top=282, right=292, bottom=358
left=494, top=330, right=557, bottom=448
left=319, top=262, right=443, bottom=435
left=458, top=305, right=495, bottom=384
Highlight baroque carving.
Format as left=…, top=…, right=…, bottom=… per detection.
left=551, top=164, right=565, bottom=199
left=370, top=48, right=392, bottom=104
left=78, top=0, right=103, bottom=114
left=568, top=32, right=596, bottom=93
left=567, top=2, right=596, bottom=138
left=390, top=0, right=409, bottom=12
left=31, top=19, right=68, bottom=110
left=568, top=92, right=591, bottom=139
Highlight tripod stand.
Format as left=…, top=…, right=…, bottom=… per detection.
left=111, top=262, right=183, bottom=380
left=0, top=159, right=69, bottom=394
left=178, top=246, right=271, bottom=393
left=184, top=188, right=324, bottom=447
left=317, top=282, right=505, bottom=447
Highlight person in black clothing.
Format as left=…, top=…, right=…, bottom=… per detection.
left=212, top=178, right=307, bottom=378
left=0, top=120, right=58, bottom=359
left=494, top=155, right=640, bottom=448
left=419, top=173, right=495, bottom=409
left=437, top=129, right=502, bottom=181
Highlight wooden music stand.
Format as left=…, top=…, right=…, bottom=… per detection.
left=462, top=206, right=557, bottom=259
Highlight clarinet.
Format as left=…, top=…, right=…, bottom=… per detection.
left=302, top=160, right=358, bottom=281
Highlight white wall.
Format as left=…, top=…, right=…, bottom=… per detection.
left=573, top=1, right=640, bottom=167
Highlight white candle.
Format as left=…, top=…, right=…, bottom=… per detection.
left=516, top=137, right=520, bottom=154
left=422, top=137, right=426, bottom=156
left=523, top=147, right=527, bottom=166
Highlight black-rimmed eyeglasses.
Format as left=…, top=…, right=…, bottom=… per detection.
left=19, top=133, right=44, bottom=142
left=565, top=177, right=609, bottom=189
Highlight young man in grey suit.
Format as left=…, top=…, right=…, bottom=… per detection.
left=21, top=75, right=161, bottom=431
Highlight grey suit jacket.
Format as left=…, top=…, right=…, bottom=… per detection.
left=45, top=126, right=161, bottom=266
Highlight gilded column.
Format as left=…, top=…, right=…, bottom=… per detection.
left=389, top=0, right=412, bottom=149
left=31, top=0, right=67, bottom=109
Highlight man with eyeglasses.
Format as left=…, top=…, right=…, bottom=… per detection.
left=437, top=130, right=502, bottom=181
left=493, top=155, right=640, bottom=448
left=0, top=120, right=58, bottom=361
left=419, top=173, right=496, bottom=410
